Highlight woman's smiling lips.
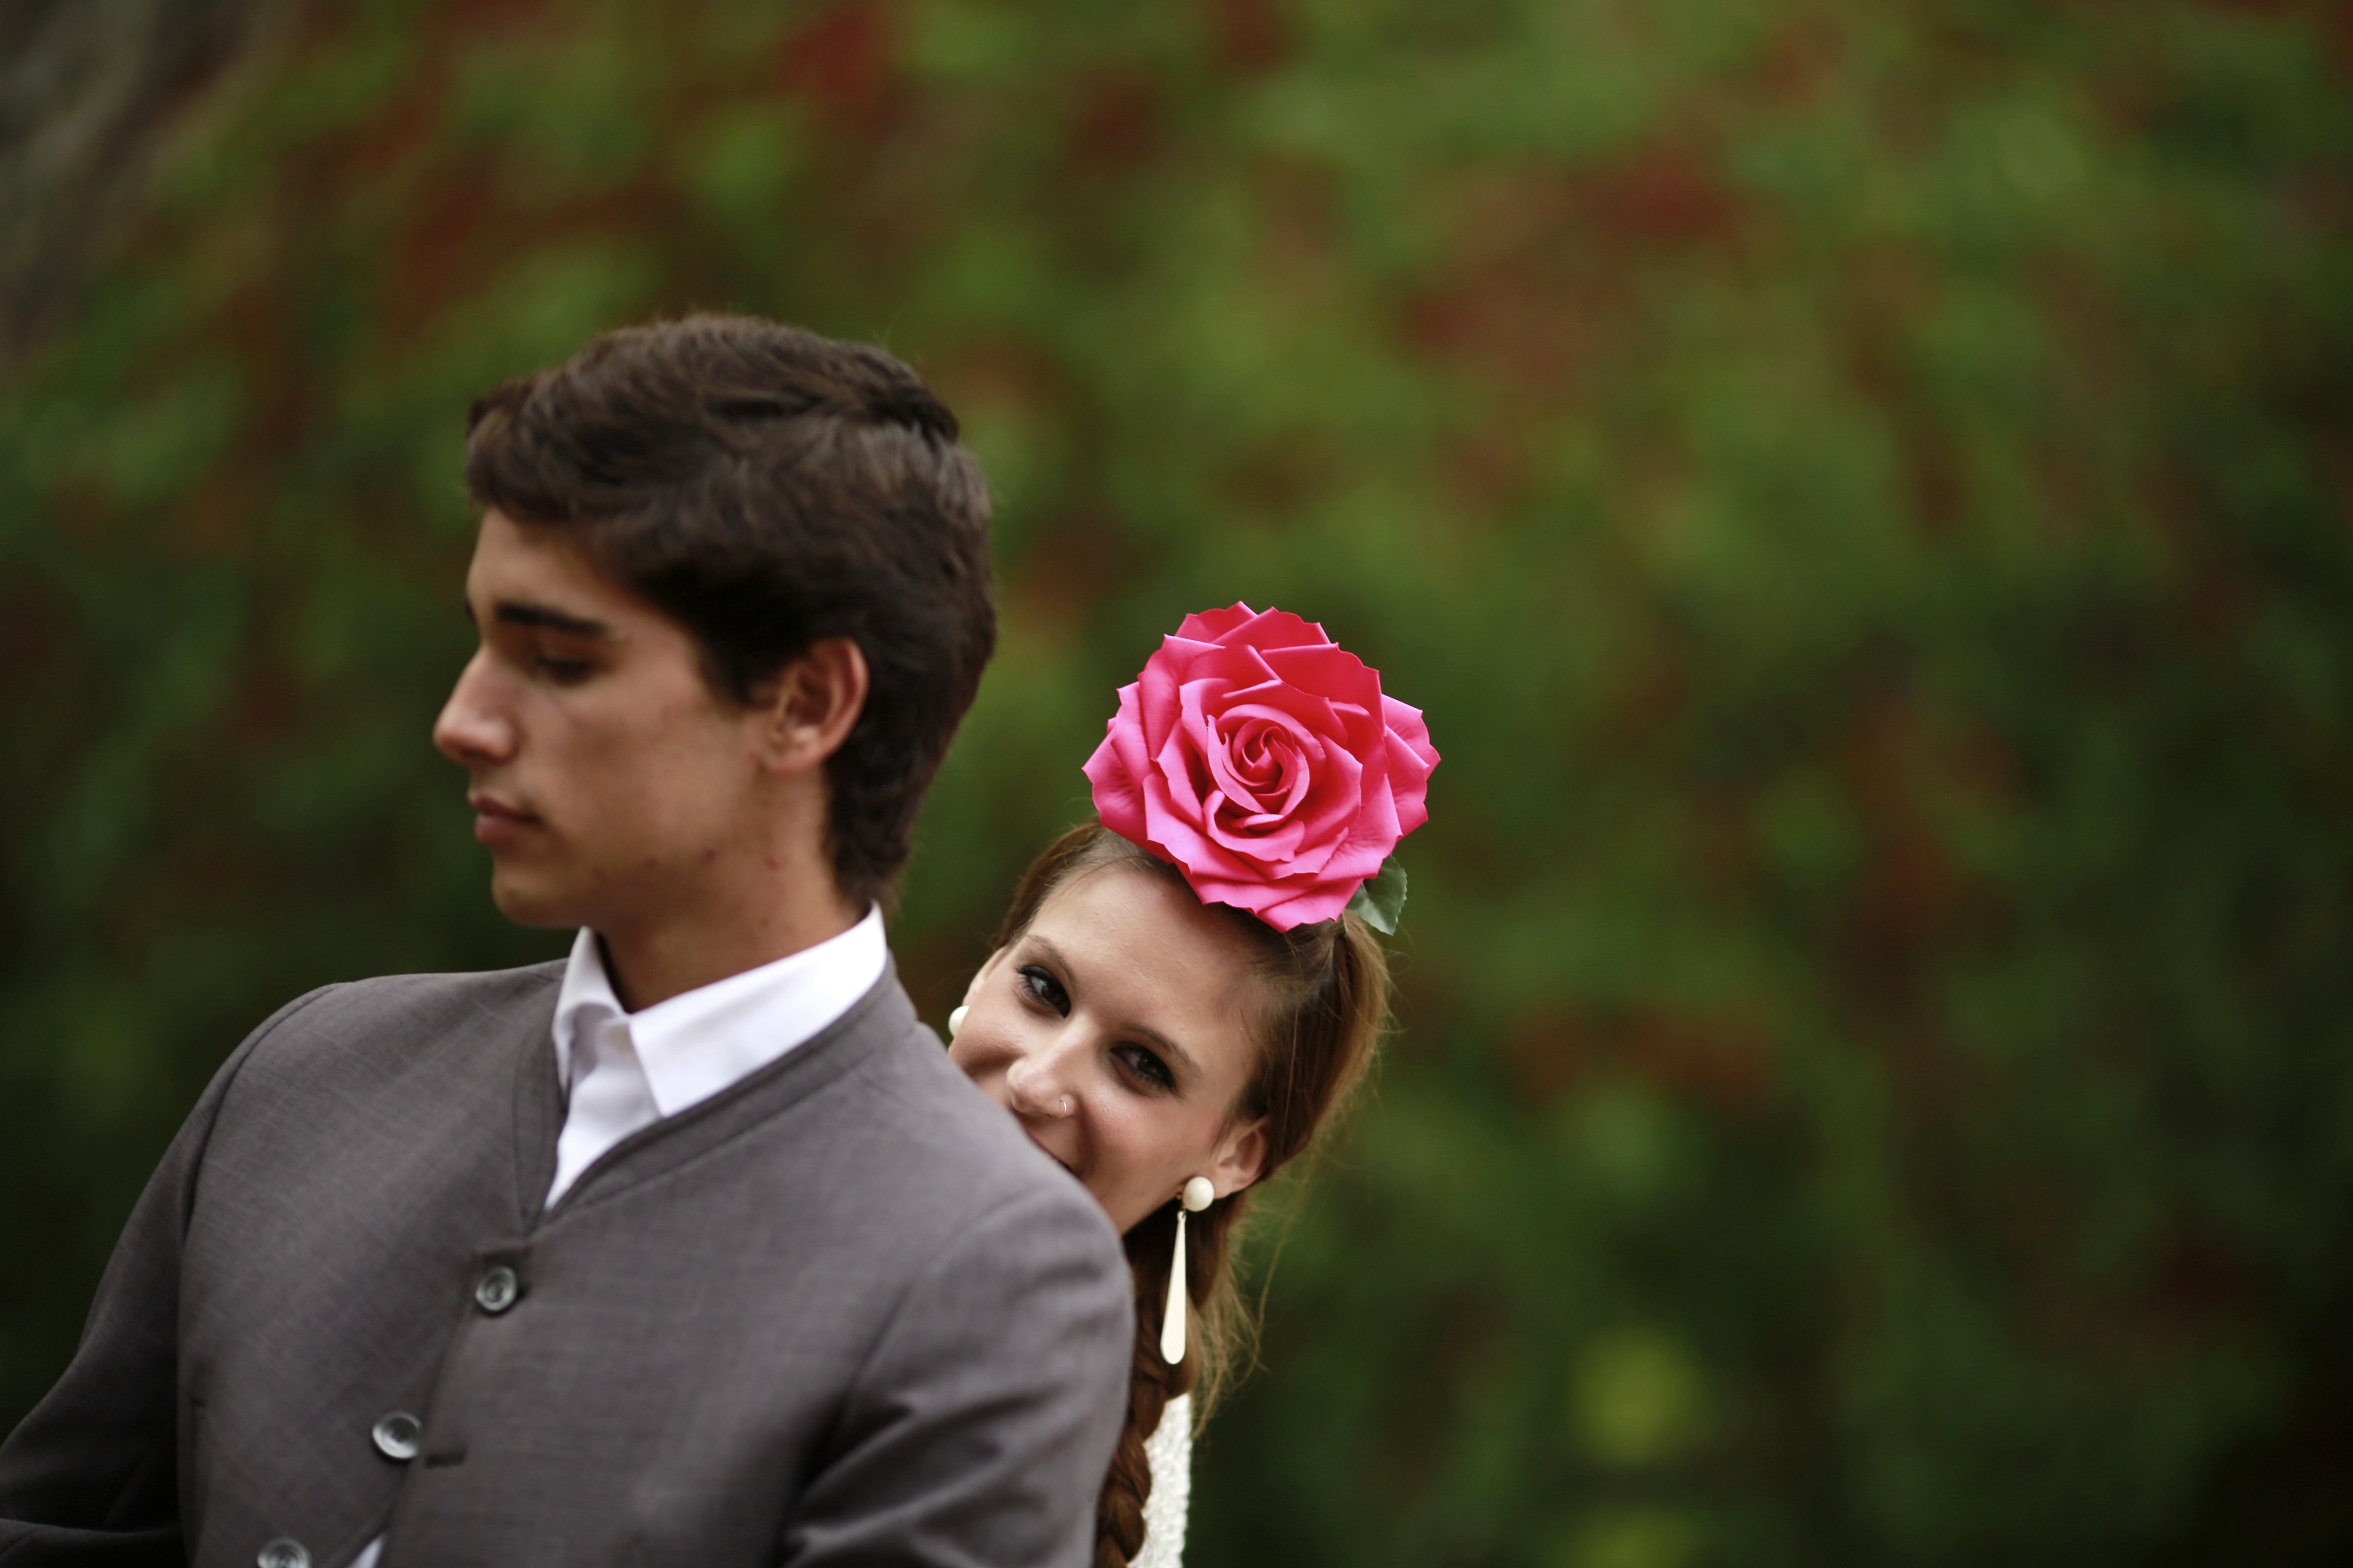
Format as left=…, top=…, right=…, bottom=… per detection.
left=468, top=792, right=539, bottom=847
left=1022, top=1128, right=1080, bottom=1179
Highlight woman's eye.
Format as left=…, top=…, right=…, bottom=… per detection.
left=1115, top=1044, right=1176, bottom=1093
left=535, top=654, right=594, bottom=684
left=1016, top=964, right=1070, bottom=1016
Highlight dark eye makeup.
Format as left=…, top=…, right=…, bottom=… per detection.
left=1114, top=1044, right=1176, bottom=1093
left=1016, top=963, right=1070, bottom=1015
left=1014, top=960, right=1179, bottom=1096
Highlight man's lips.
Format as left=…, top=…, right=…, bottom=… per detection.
left=468, top=793, right=540, bottom=847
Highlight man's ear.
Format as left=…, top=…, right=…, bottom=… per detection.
left=756, top=637, right=869, bottom=776
left=1211, top=1117, right=1269, bottom=1200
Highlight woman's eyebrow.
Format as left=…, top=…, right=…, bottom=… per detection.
left=1026, top=934, right=1204, bottom=1083
left=1126, top=1022, right=1202, bottom=1085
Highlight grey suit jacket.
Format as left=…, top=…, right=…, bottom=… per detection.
left=0, top=960, right=1133, bottom=1568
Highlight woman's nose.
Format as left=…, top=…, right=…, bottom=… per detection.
left=1004, top=1053, right=1076, bottom=1120
left=432, top=651, right=517, bottom=767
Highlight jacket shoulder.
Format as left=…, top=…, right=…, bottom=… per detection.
left=850, top=1009, right=1121, bottom=1249
left=280, top=960, right=562, bottom=1026
left=232, top=961, right=564, bottom=1079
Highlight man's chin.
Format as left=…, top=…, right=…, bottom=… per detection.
left=487, top=868, right=587, bottom=930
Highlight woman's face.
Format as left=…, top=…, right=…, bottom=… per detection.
left=950, top=863, right=1270, bottom=1235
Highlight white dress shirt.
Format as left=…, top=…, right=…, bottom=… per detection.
left=348, top=905, right=888, bottom=1568
left=544, top=905, right=888, bottom=1204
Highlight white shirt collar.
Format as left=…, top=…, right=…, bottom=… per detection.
left=552, top=905, right=889, bottom=1120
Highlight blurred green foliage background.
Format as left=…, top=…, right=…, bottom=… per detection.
left=5, top=1, right=2352, bottom=1563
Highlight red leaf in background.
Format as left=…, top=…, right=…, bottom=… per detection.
left=1201, top=0, right=1288, bottom=76
left=779, top=2, right=898, bottom=127
left=1067, top=69, right=1162, bottom=178
left=1583, top=136, right=1741, bottom=249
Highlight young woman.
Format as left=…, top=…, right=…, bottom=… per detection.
left=947, top=604, right=1440, bottom=1567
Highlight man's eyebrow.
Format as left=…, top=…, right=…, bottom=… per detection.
left=485, top=599, right=614, bottom=638
left=1027, top=934, right=1205, bottom=1084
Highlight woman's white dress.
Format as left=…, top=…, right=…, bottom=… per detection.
left=1131, top=1393, right=1193, bottom=1568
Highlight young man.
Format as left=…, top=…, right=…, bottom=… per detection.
left=0, top=317, right=1133, bottom=1568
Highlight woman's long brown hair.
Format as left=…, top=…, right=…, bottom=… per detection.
left=988, top=823, right=1391, bottom=1567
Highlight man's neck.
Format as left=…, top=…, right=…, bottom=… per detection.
left=596, top=882, right=867, bottom=1013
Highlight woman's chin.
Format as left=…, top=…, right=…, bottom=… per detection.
left=1024, top=1132, right=1086, bottom=1186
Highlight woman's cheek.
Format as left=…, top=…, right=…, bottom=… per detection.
left=971, top=1069, right=1012, bottom=1110
left=1088, top=1112, right=1154, bottom=1209
left=947, top=1032, right=1008, bottom=1094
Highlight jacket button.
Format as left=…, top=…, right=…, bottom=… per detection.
left=475, top=1264, right=520, bottom=1313
left=257, top=1540, right=309, bottom=1568
left=372, top=1410, right=423, bottom=1460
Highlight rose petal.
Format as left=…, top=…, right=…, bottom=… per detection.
left=1175, top=603, right=1263, bottom=644
left=1138, top=767, right=1225, bottom=874
left=1310, top=776, right=1398, bottom=886
left=1150, top=723, right=1213, bottom=827
left=1207, top=707, right=1317, bottom=816
left=1178, top=864, right=1294, bottom=917
left=1260, top=741, right=1364, bottom=875
left=1224, top=724, right=1318, bottom=823
left=1223, top=676, right=1349, bottom=744
left=1205, top=792, right=1308, bottom=862
left=1187, top=604, right=1332, bottom=654
left=1145, top=780, right=1272, bottom=886
left=1081, top=684, right=1154, bottom=843
left=1251, top=879, right=1359, bottom=931
left=1185, top=643, right=1285, bottom=696
left=1265, top=641, right=1381, bottom=714
left=1379, top=696, right=1439, bottom=834
left=1135, top=643, right=1201, bottom=753
left=1177, top=690, right=1250, bottom=809
left=1384, top=694, right=1439, bottom=765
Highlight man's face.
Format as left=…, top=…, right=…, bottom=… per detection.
left=432, top=509, right=772, bottom=933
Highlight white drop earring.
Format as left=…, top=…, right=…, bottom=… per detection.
left=1160, top=1176, right=1215, bottom=1364
left=947, top=1005, right=967, bottom=1040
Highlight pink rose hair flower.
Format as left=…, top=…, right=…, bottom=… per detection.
left=1082, top=604, right=1439, bottom=932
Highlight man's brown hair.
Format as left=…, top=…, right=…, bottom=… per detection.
left=463, top=314, right=995, bottom=911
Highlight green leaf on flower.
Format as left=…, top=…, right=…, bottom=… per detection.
left=1346, top=860, right=1408, bottom=935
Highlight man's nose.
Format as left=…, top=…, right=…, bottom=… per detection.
left=432, top=651, right=517, bottom=768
